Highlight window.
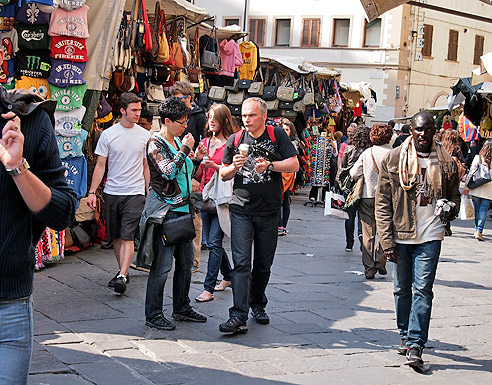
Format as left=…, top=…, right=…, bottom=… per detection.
left=333, top=18, right=350, bottom=47
left=363, top=19, right=381, bottom=47
left=447, top=29, right=459, bottom=61
left=275, top=19, right=291, bottom=46
left=249, top=18, right=265, bottom=46
left=474, top=35, right=485, bottom=65
left=302, top=18, right=320, bottom=47
left=224, top=18, right=240, bottom=27
left=422, top=24, right=433, bottom=57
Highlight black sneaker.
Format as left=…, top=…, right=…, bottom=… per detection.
left=251, top=308, right=270, bottom=325
left=108, top=272, right=130, bottom=288
left=172, top=308, right=207, bottom=322
left=406, top=346, right=424, bottom=368
left=113, top=275, right=128, bottom=294
left=219, top=317, right=248, bottom=333
left=146, top=313, right=176, bottom=330
left=397, top=338, right=408, bottom=355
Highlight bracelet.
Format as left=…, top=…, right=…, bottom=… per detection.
left=88, top=192, right=96, bottom=195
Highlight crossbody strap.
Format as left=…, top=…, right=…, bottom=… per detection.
left=371, top=148, right=380, bottom=173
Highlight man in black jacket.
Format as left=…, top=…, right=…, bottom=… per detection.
left=0, top=67, right=76, bottom=382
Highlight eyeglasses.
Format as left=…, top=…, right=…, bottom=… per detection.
left=176, top=95, right=189, bottom=99
left=175, top=119, right=189, bottom=126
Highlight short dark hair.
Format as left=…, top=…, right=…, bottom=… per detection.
left=388, top=120, right=396, bottom=128
left=401, top=124, right=410, bottom=134
left=119, top=92, right=142, bottom=111
left=370, top=124, right=393, bottom=145
left=158, top=97, right=191, bottom=123
left=169, top=81, right=194, bottom=98
left=140, top=109, right=153, bottom=123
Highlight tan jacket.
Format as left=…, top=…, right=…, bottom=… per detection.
left=375, top=146, right=461, bottom=251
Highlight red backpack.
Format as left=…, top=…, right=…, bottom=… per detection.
left=233, top=125, right=277, bottom=147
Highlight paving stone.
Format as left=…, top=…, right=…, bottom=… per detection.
left=29, top=349, right=71, bottom=375
left=34, top=333, right=84, bottom=345
left=70, top=361, right=153, bottom=385
left=45, top=343, right=108, bottom=364
left=28, top=373, right=93, bottom=385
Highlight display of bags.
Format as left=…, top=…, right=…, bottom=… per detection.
left=266, top=99, right=279, bottom=111
left=277, top=85, right=295, bottom=102
left=324, top=190, right=349, bottom=219
left=208, top=86, right=226, bottom=101
left=145, top=82, right=165, bottom=101
left=279, top=100, right=294, bottom=110
left=238, top=79, right=251, bottom=90
left=227, top=90, right=245, bottom=105
left=229, top=105, right=241, bottom=115
left=466, top=157, right=492, bottom=189
left=281, top=109, right=297, bottom=119
left=459, top=195, right=475, bottom=220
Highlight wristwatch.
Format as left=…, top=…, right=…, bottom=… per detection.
left=6, top=158, right=30, bottom=176
left=267, top=162, right=274, bottom=172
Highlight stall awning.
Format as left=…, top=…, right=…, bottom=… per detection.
left=360, top=0, right=408, bottom=22
left=125, top=0, right=209, bottom=24
left=260, top=55, right=341, bottom=79
left=188, top=24, right=248, bottom=41
left=472, top=52, right=492, bottom=86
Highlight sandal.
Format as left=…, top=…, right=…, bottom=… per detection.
left=214, top=280, right=231, bottom=291
left=195, top=291, right=214, bottom=302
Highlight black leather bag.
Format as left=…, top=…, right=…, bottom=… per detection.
left=238, top=79, right=251, bottom=90
left=279, top=100, right=294, bottom=110
left=71, top=225, right=91, bottom=249
left=229, top=104, right=241, bottom=115
left=262, top=85, right=277, bottom=101
left=150, top=63, right=171, bottom=84
left=467, top=158, right=492, bottom=189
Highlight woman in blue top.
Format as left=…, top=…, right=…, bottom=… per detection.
left=144, top=97, right=207, bottom=331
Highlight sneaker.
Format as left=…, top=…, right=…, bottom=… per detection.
left=113, top=274, right=128, bottom=294
left=474, top=231, right=484, bottom=241
left=345, top=246, right=353, bottom=252
left=397, top=338, right=408, bottom=355
left=100, top=241, right=113, bottom=250
left=406, top=346, right=424, bottom=368
left=146, top=313, right=176, bottom=330
left=251, top=307, right=270, bottom=325
left=219, top=316, right=248, bottom=333
left=172, top=308, right=207, bottom=322
left=108, top=272, right=130, bottom=288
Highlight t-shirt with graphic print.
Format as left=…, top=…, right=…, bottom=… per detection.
left=15, top=48, right=51, bottom=78
left=15, top=76, right=51, bottom=99
left=49, top=5, right=89, bottom=38
left=56, top=128, right=88, bottom=158
left=16, top=1, right=51, bottom=25
left=50, top=82, right=87, bottom=111
left=0, top=29, right=18, bottom=83
left=50, top=35, right=88, bottom=62
left=222, top=125, right=297, bottom=215
left=16, top=23, right=50, bottom=50
left=54, top=106, right=86, bottom=136
left=48, top=59, right=85, bottom=86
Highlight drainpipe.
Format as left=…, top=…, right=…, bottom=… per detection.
left=243, top=0, right=248, bottom=32
left=406, top=4, right=419, bottom=117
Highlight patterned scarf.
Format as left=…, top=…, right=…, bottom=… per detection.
left=398, top=135, right=454, bottom=199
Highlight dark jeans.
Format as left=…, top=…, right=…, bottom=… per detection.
left=359, top=198, right=385, bottom=276
left=394, top=240, right=441, bottom=348
left=278, top=191, right=291, bottom=228
left=201, top=212, right=232, bottom=293
left=145, top=212, right=194, bottom=319
left=229, top=211, right=279, bottom=320
left=345, top=202, right=361, bottom=248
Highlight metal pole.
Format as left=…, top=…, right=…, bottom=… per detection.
left=243, top=0, right=248, bottom=32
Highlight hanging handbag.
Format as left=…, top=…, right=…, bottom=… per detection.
left=145, top=82, right=165, bottom=101
left=149, top=63, right=171, bottom=84
left=201, top=27, right=220, bottom=71
left=161, top=159, right=196, bottom=246
left=278, top=100, right=294, bottom=110
left=266, top=99, right=279, bottom=111
left=248, top=68, right=264, bottom=95
left=277, top=83, right=295, bottom=102
left=238, top=79, right=252, bottom=90
left=466, top=157, right=492, bottom=189
left=168, top=19, right=185, bottom=70
left=225, top=78, right=239, bottom=92
left=227, top=90, right=245, bottom=105
left=229, top=105, right=241, bottom=115
left=209, top=86, right=226, bottom=101
left=281, top=109, right=297, bottom=119
left=303, top=79, right=315, bottom=106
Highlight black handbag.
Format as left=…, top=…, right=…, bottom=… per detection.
left=262, top=86, right=277, bottom=101
left=466, top=157, right=492, bottom=189
left=229, top=105, right=241, bottom=115
left=161, top=152, right=196, bottom=246
left=150, top=63, right=171, bottom=84
left=238, top=79, right=252, bottom=90
left=71, top=224, right=91, bottom=249
left=278, top=100, right=294, bottom=110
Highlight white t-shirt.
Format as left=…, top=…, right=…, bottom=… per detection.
left=397, top=156, right=444, bottom=245
left=95, top=123, right=151, bottom=195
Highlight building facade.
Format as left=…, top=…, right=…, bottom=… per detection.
left=193, top=0, right=492, bottom=121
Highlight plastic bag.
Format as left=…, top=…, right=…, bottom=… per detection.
left=459, top=195, right=475, bottom=220
left=324, top=191, right=349, bottom=220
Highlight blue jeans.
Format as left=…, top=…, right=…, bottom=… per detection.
left=201, top=212, right=232, bottom=293
left=229, top=211, right=279, bottom=320
left=0, top=296, right=33, bottom=385
left=145, top=213, right=194, bottom=319
left=201, top=212, right=210, bottom=246
left=472, top=196, right=491, bottom=233
left=394, top=240, right=441, bottom=348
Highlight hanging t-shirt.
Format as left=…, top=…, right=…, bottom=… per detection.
left=54, top=105, right=85, bottom=136
left=58, top=0, right=85, bottom=11
left=222, top=126, right=297, bottom=215
left=94, top=123, right=151, bottom=196
left=0, top=29, right=17, bottom=83
left=15, top=76, right=51, bottom=99
left=61, top=155, right=87, bottom=200
left=56, top=128, right=87, bottom=158
left=238, top=41, right=258, bottom=81
left=48, top=59, right=85, bottom=86
left=16, top=23, right=50, bottom=50
left=50, top=82, right=87, bottom=111
left=36, top=1, right=59, bottom=14
left=16, top=1, right=51, bottom=25
left=49, top=5, right=89, bottom=38
left=15, top=48, right=51, bottom=78
left=50, top=35, right=87, bottom=62
left=0, top=3, right=17, bottom=31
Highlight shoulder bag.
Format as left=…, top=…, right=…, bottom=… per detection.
left=466, top=156, right=492, bottom=189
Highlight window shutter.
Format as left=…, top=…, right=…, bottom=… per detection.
left=474, top=35, right=484, bottom=65
left=422, top=24, right=433, bottom=57
left=447, top=30, right=458, bottom=61
left=302, top=19, right=320, bottom=47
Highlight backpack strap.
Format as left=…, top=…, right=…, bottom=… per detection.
left=266, top=125, right=276, bottom=143
left=233, top=129, right=245, bottom=147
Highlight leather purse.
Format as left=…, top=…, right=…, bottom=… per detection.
left=266, top=99, right=279, bottom=111
left=281, top=109, right=297, bottom=119
left=225, top=79, right=239, bottom=92
left=149, top=63, right=171, bottom=84
left=262, top=85, right=277, bottom=101
left=227, top=91, right=245, bottom=105
left=209, top=86, right=226, bottom=101
left=278, top=100, right=294, bottom=110
left=229, top=105, right=241, bottom=115
left=145, top=82, right=165, bottom=102
left=466, top=157, right=492, bottom=189
left=277, top=86, right=295, bottom=102
left=238, top=79, right=251, bottom=90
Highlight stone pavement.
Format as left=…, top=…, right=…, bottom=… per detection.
left=28, top=189, right=492, bottom=385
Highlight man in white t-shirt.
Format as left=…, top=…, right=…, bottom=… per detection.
left=87, top=93, right=151, bottom=294
left=375, top=112, right=460, bottom=369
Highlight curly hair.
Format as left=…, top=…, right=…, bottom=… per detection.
left=349, top=125, right=372, bottom=151
left=441, top=129, right=460, bottom=156
left=370, top=124, right=393, bottom=146
left=205, top=103, right=234, bottom=139
left=158, top=97, right=191, bottom=123
left=479, top=139, right=492, bottom=168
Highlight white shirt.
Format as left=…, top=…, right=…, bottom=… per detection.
left=95, top=123, right=151, bottom=195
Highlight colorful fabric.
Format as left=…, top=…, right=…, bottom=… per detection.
left=54, top=105, right=85, bottom=136
left=0, top=29, right=17, bottom=83
left=50, top=82, right=87, bottom=111
left=49, top=4, right=89, bottom=38
left=16, top=23, right=50, bottom=50
left=15, top=48, right=51, bottom=78
left=58, top=0, right=85, bottom=11
left=48, top=59, right=85, bottom=86
left=50, top=35, right=88, bottom=62
left=238, top=41, right=257, bottom=80
left=17, top=1, right=51, bottom=25
left=458, top=112, right=481, bottom=142
left=36, top=228, right=65, bottom=269
left=15, top=76, right=51, bottom=99
left=56, top=128, right=87, bottom=158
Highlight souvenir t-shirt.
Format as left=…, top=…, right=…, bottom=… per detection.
left=238, top=41, right=258, bottom=81
left=222, top=126, right=297, bottom=215
left=16, top=23, right=50, bottom=50
left=56, top=128, right=87, bottom=158
left=95, top=123, right=151, bottom=196
left=49, top=5, right=89, bottom=38
left=50, top=82, right=87, bottom=111
left=48, top=59, right=85, bottom=86
left=50, top=35, right=88, bottom=62
left=15, top=48, right=51, bottom=78
left=36, top=0, right=59, bottom=14
left=15, top=76, right=51, bottom=99
left=54, top=105, right=85, bottom=136
left=61, top=155, right=87, bottom=200
left=0, top=29, right=18, bottom=83
left=58, top=0, right=85, bottom=11
left=16, top=1, right=51, bottom=25
left=0, top=3, right=17, bottom=31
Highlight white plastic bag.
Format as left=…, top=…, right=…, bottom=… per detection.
left=324, top=191, right=349, bottom=220
left=459, top=195, right=475, bottom=220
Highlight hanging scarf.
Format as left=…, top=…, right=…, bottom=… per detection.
left=398, top=135, right=454, bottom=199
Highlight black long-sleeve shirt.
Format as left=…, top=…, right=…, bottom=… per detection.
left=0, top=108, right=76, bottom=300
